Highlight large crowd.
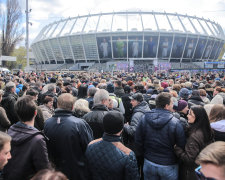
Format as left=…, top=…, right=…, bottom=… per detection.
left=0, top=70, right=224, bottom=180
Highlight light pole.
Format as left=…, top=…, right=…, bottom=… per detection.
left=25, top=0, right=31, bottom=72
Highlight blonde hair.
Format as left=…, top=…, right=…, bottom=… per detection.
left=196, top=141, right=225, bottom=175
left=74, top=99, right=90, bottom=113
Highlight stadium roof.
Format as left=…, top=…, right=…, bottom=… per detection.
left=33, top=11, right=225, bottom=43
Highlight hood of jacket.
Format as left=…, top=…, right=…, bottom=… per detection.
left=133, top=101, right=150, bottom=113
left=8, top=124, right=43, bottom=146
left=189, top=95, right=203, bottom=102
left=91, top=104, right=109, bottom=111
left=211, top=120, right=225, bottom=132
left=145, top=109, right=174, bottom=130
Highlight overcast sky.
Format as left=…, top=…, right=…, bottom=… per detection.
left=13, top=0, right=225, bottom=45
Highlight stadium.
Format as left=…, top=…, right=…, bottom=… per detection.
left=31, top=11, right=225, bottom=72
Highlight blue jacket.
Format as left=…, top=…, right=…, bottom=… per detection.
left=16, top=84, right=23, bottom=94
left=135, top=108, right=185, bottom=165
left=85, top=134, right=139, bottom=180
left=44, top=109, right=93, bottom=180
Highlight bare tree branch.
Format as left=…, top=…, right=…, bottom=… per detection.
left=1, top=0, right=24, bottom=59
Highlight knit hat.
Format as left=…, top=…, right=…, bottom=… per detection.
left=107, top=83, right=114, bottom=93
left=103, top=112, right=124, bottom=134
left=179, top=88, right=189, bottom=99
left=161, top=82, right=168, bottom=89
left=177, top=100, right=188, bottom=111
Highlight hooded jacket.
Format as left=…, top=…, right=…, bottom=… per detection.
left=1, top=91, right=18, bottom=125
left=83, top=104, right=109, bottom=139
left=2, top=122, right=49, bottom=180
left=124, top=101, right=150, bottom=137
left=211, top=120, right=225, bottom=141
left=188, top=95, right=205, bottom=108
left=135, top=108, right=186, bottom=165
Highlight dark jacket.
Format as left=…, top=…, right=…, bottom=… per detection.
left=0, top=107, right=11, bottom=132
left=44, top=109, right=93, bottom=180
left=86, top=97, right=94, bottom=109
left=114, top=87, right=125, bottom=98
left=173, top=112, right=188, bottom=130
left=188, top=96, right=205, bottom=108
left=211, top=120, right=225, bottom=141
left=3, top=122, right=49, bottom=180
left=135, top=109, right=186, bottom=165
left=85, top=134, right=139, bottom=180
left=1, top=91, right=18, bottom=125
left=124, top=101, right=150, bottom=137
left=34, top=106, right=45, bottom=131
left=73, top=109, right=89, bottom=118
left=83, top=104, right=109, bottom=139
left=175, top=128, right=213, bottom=180
left=121, top=93, right=133, bottom=123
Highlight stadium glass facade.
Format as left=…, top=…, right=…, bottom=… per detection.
left=31, top=11, right=225, bottom=65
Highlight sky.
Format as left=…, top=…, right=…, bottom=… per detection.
left=7, top=0, right=225, bottom=45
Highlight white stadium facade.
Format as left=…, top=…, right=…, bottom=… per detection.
left=31, top=11, right=225, bottom=71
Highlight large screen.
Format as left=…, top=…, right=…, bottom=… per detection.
left=128, top=36, right=143, bottom=58
left=158, top=36, right=173, bottom=58
left=143, top=36, right=158, bottom=58
left=194, top=38, right=207, bottom=59
left=97, top=37, right=112, bottom=59
left=112, top=36, right=127, bottom=58
left=171, top=37, right=186, bottom=58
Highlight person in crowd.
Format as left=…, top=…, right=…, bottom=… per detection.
left=121, top=85, right=133, bottom=123
left=2, top=96, right=49, bottom=180
left=125, top=93, right=150, bottom=178
left=73, top=99, right=90, bottom=118
left=83, top=89, right=110, bottom=139
left=209, top=104, right=225, bottom=141
left=135, top=92, right=185, bottom=180
left=39, top=96, right=54, bottom=121
left=18, top=83, right=29, bottom=97
left=213, top=86, right=222, bottom=97
left=41, top=84, right=57, bottom=109
left=199, top=89, right=210, bottom=104
left=188, top=90, right=205, bottom=108
left=0, top=132, right=11, bottom=170
left=124, top=93, right=150, bottom=150
left=14, top=78, right=23, bottom=95
left=107, top=83, right=125, bottom=114
left=204, top=94, right=224, bottom=116
left=85, top=111, right=139, bottom=180
left=44, top=93, right=93, bottom=180
left=195, top=141, right=225, bottom=180
left=77, top=84, right=88, bottom=99
left=1, top=82, right=18, bottom=125
left=114, top=80, right=125, bottom=97
left=86, top=87, right=97, bottom=109
left=31, top=169, right=68, bottom=180
left=26, top=89, right=45, bottom=131
left=173, top=99, right=189, bottom=129
left=0, top=90, right=11, bottom=132
left=179, top=88, right=190, bottom=102
left=175, top=105, right=214, bottom=180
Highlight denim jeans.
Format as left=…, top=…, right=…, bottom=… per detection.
left=143, top=159, right=178, bottom=180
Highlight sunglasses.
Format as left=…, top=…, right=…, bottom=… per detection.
left=195, top=166, right=217, bottom=180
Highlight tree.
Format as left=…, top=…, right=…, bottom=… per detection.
left=0, top=0, right=24, bottom=66
left=6, top=46, right=26, bottom=70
